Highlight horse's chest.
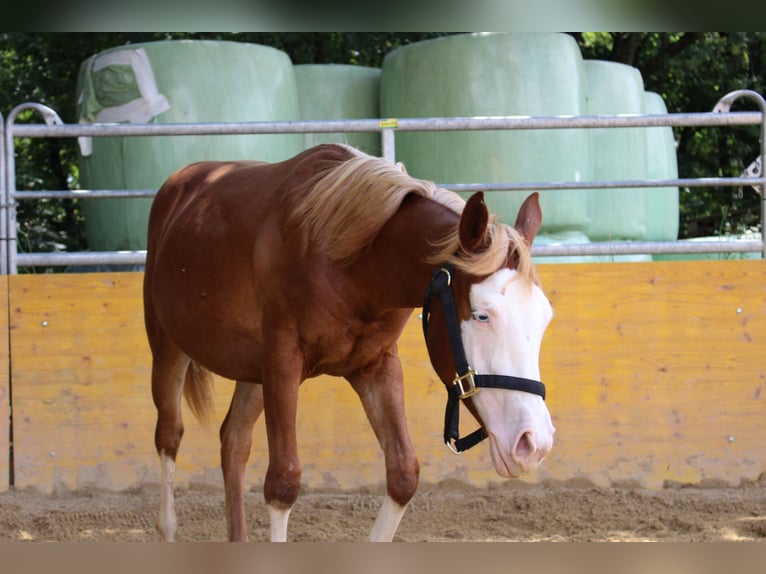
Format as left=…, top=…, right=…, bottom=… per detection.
left=304, top=314, right=408, bottom=377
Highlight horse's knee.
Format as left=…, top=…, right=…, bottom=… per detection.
left=387, top=457, right=420, bottom=506
left=155, top=420, right=184, bottom=460
left=264, top=463, right=302, bottom=508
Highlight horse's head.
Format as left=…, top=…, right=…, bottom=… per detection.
left=424, top=192, right=554, bottom=478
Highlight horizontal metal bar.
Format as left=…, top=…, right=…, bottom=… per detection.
left=13, top=175, right=766, bottom=202
left=9, top=111, right=763, bottom=139
left=395, top=112, right=764, bottom=131
left=14, top=189, right=157, bottom=200
left=15, top=239, right=761, bottom=268
left=13, top=119, right=385, bottom=137
left=443, top=176, right=766, bottom=192
left=16, top=251, right=147, bottom=267
left=531, top=240, right=762, bottom=257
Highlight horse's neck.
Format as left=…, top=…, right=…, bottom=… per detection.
left=352, top=194, right=460, bottom=310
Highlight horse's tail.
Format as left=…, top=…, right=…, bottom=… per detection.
left=183, top=360, right=215, bottom=426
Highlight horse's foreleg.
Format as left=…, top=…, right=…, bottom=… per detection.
left=348, top=350, right=420, bottom=542
left=261, top=348, right=303, bottom=542
left=220, top=381, right=265, bottom=542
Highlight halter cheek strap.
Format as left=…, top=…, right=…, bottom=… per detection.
left=422, top=264, right=546, bottom=454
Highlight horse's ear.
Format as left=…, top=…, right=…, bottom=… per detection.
left=514, top=192, right=542, bottom=246
left=459, top=192, right=490, bottom=253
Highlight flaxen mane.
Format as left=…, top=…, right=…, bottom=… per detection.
left=292, top=145, right=535, bottom=282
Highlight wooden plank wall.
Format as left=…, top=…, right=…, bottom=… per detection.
left=537, top=261, right=765, bottom=488
left=0, top=278, right=9, bottom=491
left=7, top=260, right=766, bottom=494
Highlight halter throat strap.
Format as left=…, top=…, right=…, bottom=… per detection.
left=422, top=264, right=546, bottom=454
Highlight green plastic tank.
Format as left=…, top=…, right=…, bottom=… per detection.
left=294, top=64, right=382, bottom=154
left=583, top=60, right=649, bottom=241
left=76, top=40, right=303, bottom=251
left=380, top=32, right=593, bottom=232
left=643, top=91, right=679, bottom=241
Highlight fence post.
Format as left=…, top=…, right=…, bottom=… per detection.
left=380, top=120, right=396, bottom=164
left=5, top=104, right=64, bottom=275
left=1, top=113, right=6, bottom=276
left=714, top=89, right=766, bottom=259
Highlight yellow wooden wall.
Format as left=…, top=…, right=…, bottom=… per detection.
left=0, top=278, right=9, bottom=491
left=5, top=260, right=766, bottom=494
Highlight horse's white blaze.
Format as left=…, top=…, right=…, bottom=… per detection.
left=461, top=268, right=555, bottom=478
left=267, top=504, right=292, bottom=542
left=369, top=495, right=408, bottom=542
left=157, top=451, right=178, bottom=542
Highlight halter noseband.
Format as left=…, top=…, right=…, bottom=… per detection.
left=422, top=263, right=546, bottom=454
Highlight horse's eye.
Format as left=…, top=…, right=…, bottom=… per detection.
left=472, top=311, right=490, bottom=323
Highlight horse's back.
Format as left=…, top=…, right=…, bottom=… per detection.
left=147, top=160, right=266, bottom=251
left=147, top=145, right=356, bottom=250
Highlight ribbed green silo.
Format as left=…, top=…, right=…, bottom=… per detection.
left=294, top=64, right=381, bottom=154
left=643, top=91, right=680, bottom=241
left=380, top=33, right=593, bottom=232
left=76, top=40, right=303, bottom=251
left=583, top=60, right=648, bottom=241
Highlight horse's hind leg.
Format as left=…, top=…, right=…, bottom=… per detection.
left=150, top=340, right=191, bottom=542
left=347, top=350, right=420, bottom=541
left=219, top=381, right=264, bottom=541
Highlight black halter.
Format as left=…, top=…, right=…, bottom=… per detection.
left=422, top=263, right=546, bottom=454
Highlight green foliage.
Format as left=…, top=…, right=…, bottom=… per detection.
left=1, top=31, right=764, bottom=268
left=657, top=33, right=764, bottom=238
left=577, top=32, right=764, bottom=238
left=1, top=33, right=164, bottom=262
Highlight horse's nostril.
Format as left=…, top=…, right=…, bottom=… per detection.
left=513, top=431, right=535, bottom=462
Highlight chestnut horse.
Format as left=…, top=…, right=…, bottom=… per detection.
left=144, top=143, right=554, bottom=542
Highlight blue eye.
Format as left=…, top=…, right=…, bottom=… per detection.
left=472, top=311, right=490, bottom=323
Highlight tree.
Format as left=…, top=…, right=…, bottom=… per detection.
left=575, top=32, right=764, bottom=237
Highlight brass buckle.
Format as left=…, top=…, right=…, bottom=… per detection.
left=446, top=438, right=462, bottom=455
left=452, top=369, right=479, bottom=399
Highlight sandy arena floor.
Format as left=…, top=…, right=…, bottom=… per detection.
left=0, top=477, right=764, bottom=542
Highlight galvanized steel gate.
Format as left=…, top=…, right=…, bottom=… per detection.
left=2, top=88, right=765, bottom=274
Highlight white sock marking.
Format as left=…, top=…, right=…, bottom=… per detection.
left=157, top=452, right=177, bottom=542
left=369, top=495, right=408, bottom=542
left=267, top=504, right=292, bottom=542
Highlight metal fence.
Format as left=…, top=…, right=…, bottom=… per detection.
left=3, top=89, right=765, bottom=274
